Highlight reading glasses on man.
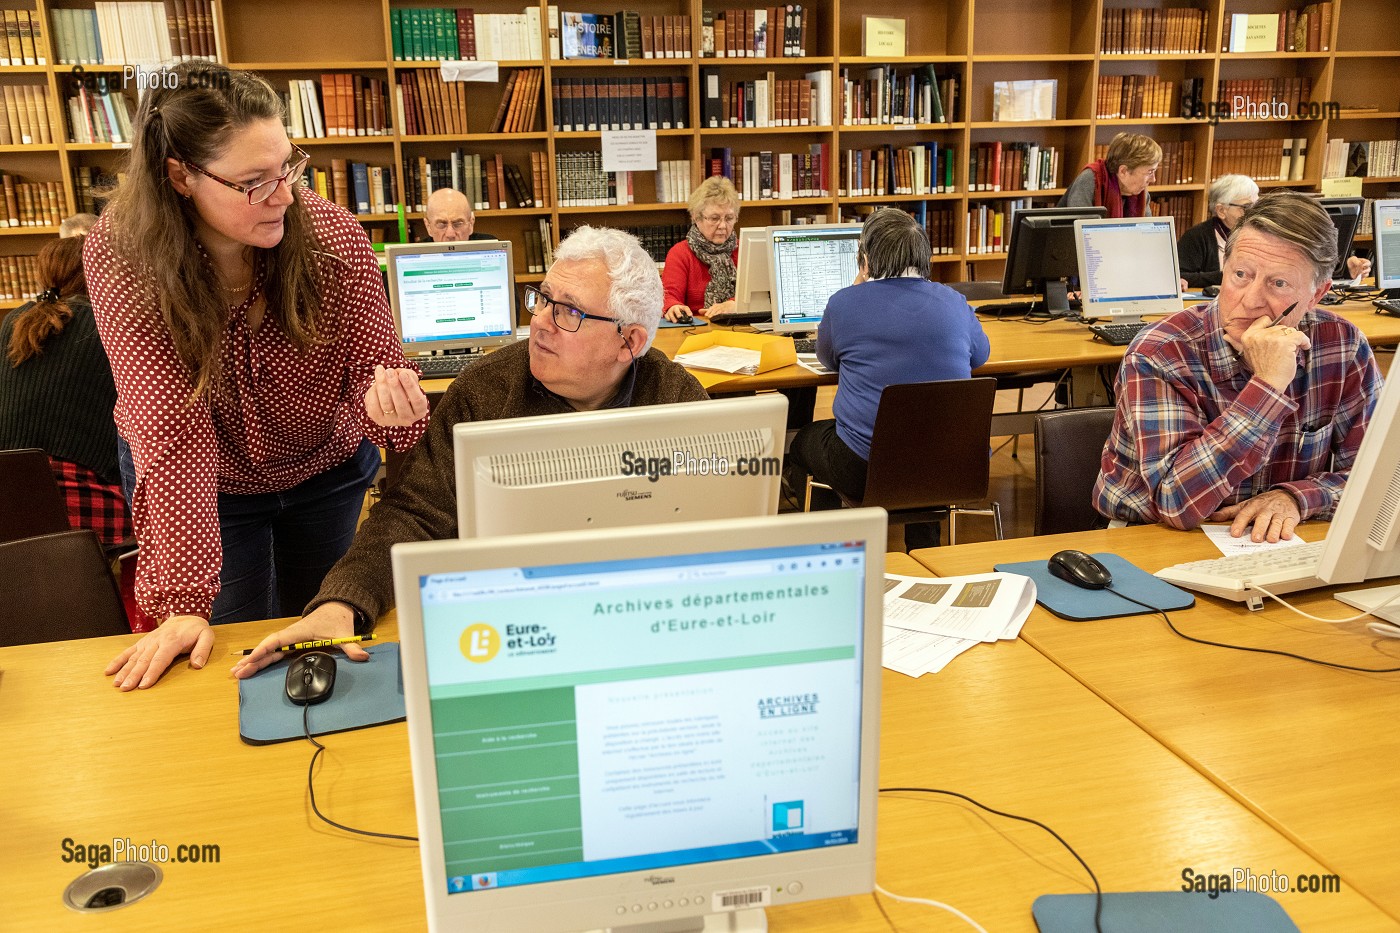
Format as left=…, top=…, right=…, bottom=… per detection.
left=523, top=284, right=621, bottom=333
left=181, top=146, right=312, bottom=205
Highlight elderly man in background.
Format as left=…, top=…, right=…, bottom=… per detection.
left=422, top=187, right=493, bottom=242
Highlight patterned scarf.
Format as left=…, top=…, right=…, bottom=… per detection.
left=687, top=224, right=737, bottom=309
left=1086, top=159, right=1147, bottom=218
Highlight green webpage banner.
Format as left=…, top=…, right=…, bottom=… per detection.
left=417, top=542, right=867, bottom=892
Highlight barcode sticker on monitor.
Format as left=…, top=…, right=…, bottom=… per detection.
left=712, top=887, right=771, bottom=912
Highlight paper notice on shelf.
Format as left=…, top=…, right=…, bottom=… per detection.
left=602, top=130, right=658, bottom=172
left=674, top=345, right=763, bottom=375
left=440, top=61, right=500, bottom=82
left=881, top=572, right=1036, bottom=677
left=1202, top=524, right=1307, bottom=557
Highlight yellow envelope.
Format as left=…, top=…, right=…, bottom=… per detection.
left=674, top=331, right=799, bottom=388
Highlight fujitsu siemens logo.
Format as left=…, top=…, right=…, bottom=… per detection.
left=616, top=488, right=653, bottom=501
left=643, top=875, right=676, bottom=885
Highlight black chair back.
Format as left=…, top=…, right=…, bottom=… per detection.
left=0, top=530, right=131, bottom=646
left=1033, top=407, right=1116, bottom=535
left=0, top=448, right=70, bottom=544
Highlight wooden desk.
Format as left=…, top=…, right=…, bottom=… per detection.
left=5, top=553, right=1392, bottom=930
left=911, top=526, right=1400, bottom=922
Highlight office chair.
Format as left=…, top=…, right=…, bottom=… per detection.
left=1033, top=407, right=1115, bottom=536
left=0, top=529, right=133, bottom=646
left=807, top=378, right=1003, bottom=547
left=0, top=447, right=72, bottom=544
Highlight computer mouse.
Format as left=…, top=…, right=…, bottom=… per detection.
left=1047, top=549, right=1113, bottom=590
left=285, top=651, right=337, bottom=705
left=1203, top=285, right=1220, bottom=298
left=674, top=310, right=694, bottom=325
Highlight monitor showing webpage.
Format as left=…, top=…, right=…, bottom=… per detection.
left=1374, top=199, right=1400, bottom=295
left=386, top=241, right=516, bottom=353
left=768, top=225, right=862, bottom=333
left=1074, top=216, right=1182, bottom=323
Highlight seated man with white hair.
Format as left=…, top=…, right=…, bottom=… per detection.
left=233, top=226, right=708, bottom=673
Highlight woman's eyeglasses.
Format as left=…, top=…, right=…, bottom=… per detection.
left=180, top=146, right=312, bottom=205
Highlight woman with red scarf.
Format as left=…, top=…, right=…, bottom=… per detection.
left=1059, top=132, right=1162, bottom=217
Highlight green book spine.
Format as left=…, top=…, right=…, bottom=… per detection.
left=390, top=9, right=403, bottom=61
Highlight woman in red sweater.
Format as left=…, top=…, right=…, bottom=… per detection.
left=661, top=177, right=741, bottom=321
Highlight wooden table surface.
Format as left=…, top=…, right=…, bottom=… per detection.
left=910, top=526, right=1400, bottom=923
left=4, top=552, right=1394, bottom=930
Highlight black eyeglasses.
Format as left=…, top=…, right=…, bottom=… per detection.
left=180, top=145, right=311, bottom=205
left=523, top=284, right=621, bottom=333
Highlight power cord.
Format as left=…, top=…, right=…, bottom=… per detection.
left=880, top=786, right=1103, bottom=933
left=302, top=704, right=418, bottom=842
left=875, top=883, right=989, bottom=932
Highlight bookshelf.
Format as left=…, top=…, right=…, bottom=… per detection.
left=3, top=0, right=1399, bottom=310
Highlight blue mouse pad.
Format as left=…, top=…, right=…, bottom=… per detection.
left=1033, top=891, right=1299, bottom=932
left=995, top=553, right=1194, bottom=621
left=238, top=643, right=405, bottom=745
left=657, top=318, right=694, bottom=328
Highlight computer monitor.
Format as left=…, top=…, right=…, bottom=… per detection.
left=1373, top=199, right=1400, bottom=298
left=767, top=223, right=863, bottom=335
left=1073, top=215, right=1183, bottom=324
left=391, top=508, right=884, bottom=933
left=454, top=396, right=787, bottom=538
left=1319, top=197, right=1364, bottom=283
left=385, top=240, right=518, bottom=358
left=733, top=226, right=773, bottom=317
left=1000, top=205, right=1108, bottom=316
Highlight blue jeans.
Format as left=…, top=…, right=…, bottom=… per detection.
left=117, top=438, right=380, bottom=624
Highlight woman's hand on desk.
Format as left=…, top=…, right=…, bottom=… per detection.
left=106, top=614, right=214, bottom=691
left=366, top=365, right=430, bottom=428
left=700, top=299, right=736, bottom=319
left=231, top=601, right=369, bottom=679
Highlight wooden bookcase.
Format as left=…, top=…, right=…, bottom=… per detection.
left=3, top=0, right=1399, bottom=310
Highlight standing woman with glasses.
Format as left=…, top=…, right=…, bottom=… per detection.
left=661, top=176, right=742, bottom=322
left=86, top=61, right=430, bottom=690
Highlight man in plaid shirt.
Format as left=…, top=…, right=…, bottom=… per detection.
left=1094, top=191, right=1382, bottom=542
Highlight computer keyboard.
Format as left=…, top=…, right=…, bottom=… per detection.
left=1374, top=298, right=1400, bottom=317
left=707, top=309, right=773, bottom=326
left=792, top=337, right=817, bottom=354
left=415, top=354, right=484, bottom=380
left=1155, top=540, right=1327, bottom=602
left=1088, top=321, right=1151, bottom=346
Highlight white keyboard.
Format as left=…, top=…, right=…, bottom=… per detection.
left=1156, top=541, right=1328, bottom=602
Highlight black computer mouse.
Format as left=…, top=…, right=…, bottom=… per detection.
left=1203, top=285, right=1220, bottom=298
left=285, top=651, right=337, bottom=705
left=1047, top=549, right=1113, bottom=590
left=674, top=310, right=694, bottom=325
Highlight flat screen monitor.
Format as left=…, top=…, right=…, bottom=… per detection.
left=391, top=508, right=884, bottom=933
left=1073, top=216, right=1182, bottom=324
left=1319, top=197, right=1364, bottom=283
left=1000, top=205, right=1108, bottom=316
left=454, top=395, right=787, bottom=538
left=385, top=240, right=518, bottom=357
left=767, top=224, right=862, bottom=335
left=733, top=226, right=773, bottom=317
left=1373, top=199, right=1400, bottom=298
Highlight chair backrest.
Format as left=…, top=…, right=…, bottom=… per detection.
left=861, top=378, right=998, bottom=513
left=1034, top=407, right=1116, bottom=536
left=0, top=530, right=131, bottom=646
left=0, top=448, right=71, bottom=545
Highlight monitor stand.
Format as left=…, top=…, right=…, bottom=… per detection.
left=1038, top=280, right=1072, bottom=318
left=595, top=908, right=768, bottom=933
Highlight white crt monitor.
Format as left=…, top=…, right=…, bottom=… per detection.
left=767, top=224, right=863, bottom=334
left=454, top=396, right=787, bottom=537
left=385, top=240, right=517, bottom=354
left=391, top=509, right=884, bottom=933
left=1373, top=199, right=1400, bottom=297
left=734, top=226, right=773, bottom=315
left=1072, top=215, right=1182, bottom=324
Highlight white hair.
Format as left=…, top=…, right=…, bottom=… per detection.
left=551, top=225, right=663, bottom=349
left=1207, top=174, right=1259, bottom=213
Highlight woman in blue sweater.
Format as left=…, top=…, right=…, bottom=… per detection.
left=788, top=208, right=990, bottom=547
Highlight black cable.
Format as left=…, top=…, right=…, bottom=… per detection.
left=302, top=704, right=418, bottom=842
left=1106, top=587, right=1400, bottom=674
left=880, top=786, right=1103, bottom=933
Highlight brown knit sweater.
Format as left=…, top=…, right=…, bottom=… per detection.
left=308, top=339, right=708, bottom=627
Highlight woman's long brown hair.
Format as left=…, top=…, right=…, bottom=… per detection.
left=6, top=236, right=85, bottom=365
left=100, top=60, right=326, bottom=400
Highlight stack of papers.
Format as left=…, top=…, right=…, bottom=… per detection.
left=673, top=345, right=763, bottom=375
left=795, top=353, right=834, bottom=376
left=882, top=572, right=1036, bottom=677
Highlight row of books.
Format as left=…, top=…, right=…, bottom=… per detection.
left=1321, top=139, right=1400, bottom=180
left=551, top=76, right=689, bottom=132
left=67, top=81, right=136, bottom=144
left=520, top=218, right=556, bottom=273
left=0, top=254, right=40, bottom=302
left=1093, top=139, right=1196, bottom=184
left=608, top=11, right=691, bottom=59
left=282, top=76, right=393, bottom=140
left=51, top=2, right=217, bottom=67
left=839, top=66, right=957, bottom=126
left=489, top=68, right=545, bottom=133
left=301, top=161, right=397, bottom=215
left=1223, top=7, right=1333, bottom=53
left=708, top=77, right=814, bottom=129
left=390, top=7, right=548, bottom=63
left=1, top=85, right=56, bottom=147
left=971, top=142, right=1061, bottom=193
left=1149, top=194, right=1193, bottom=239
left=1095, top=75, right=1178, bottom=120
left=1211, top=138, right=1308, bottom=182
left=964, top=200, right=1028, bottom=255
left=846, top=205, right=958, bottom=254
left=703, top=6, right=808, bottom=58
left=401, top=151, right=550, bottom=212
left=1, top=9, right=46, bottom=65
left=554, top=151, right=640, bottom=206
left=1099, top=7, right=1209, bottom=55
left=73, top=166, right=120, bottom=214
left=613, top=224, right=689, bottom=264
left=839, top=144, right=956, bottom=197
left=1, top=176, right=64, bottom=228
left=708, top=144, right=831, bottom=200
left=1215, top=78, right=1313, bottom=118
left=654, top=160, right=693, bottom=204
